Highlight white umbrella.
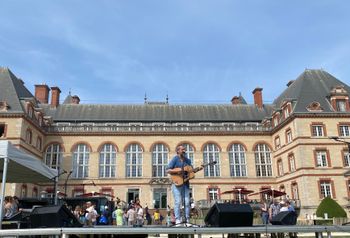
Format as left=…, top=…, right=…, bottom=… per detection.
left=0, top=140, right=57, bottom=228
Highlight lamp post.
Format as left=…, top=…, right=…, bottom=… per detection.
left=64, top=170, right=73, bottom=197
left=52, top=169, right=67, bottom=205
left=81, top=180, right=96, bottom=195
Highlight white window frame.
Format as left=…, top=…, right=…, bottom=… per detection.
left=340, top=125, right=350, bottom=137
left=254, top=144, right=273, bottom=177
left=208, top=188, right=219, bottom=201
left=126, top=144, right=143, bottom=177
left=45, top=144, right=62, bottom=169
left=312, top=125, right=324, bottom=137
left=152, top=143, right=168, bottom=177
left=228, top=144, right=247, bottom=177
left=336, top=100, right=347, bottom=112
left=320, top=181, right=332, bottom=198
left=203, top=144, right=220, bottom=177
left=316, top=151, right=328, bottom=167
left=72, top=144, right=90, bottom=179
left=99, top=143, right=117, bottom=178
left=344, top=152, right=350, bottom=167
left=153, top=188, right=168, bottom=209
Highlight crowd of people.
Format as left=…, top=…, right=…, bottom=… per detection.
left=260, top=198, right=295, bottom=224
left=2, top=196, right=20, bottom=219
left=69, top=198, right=175, bottom=227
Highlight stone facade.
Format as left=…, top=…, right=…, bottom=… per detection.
left=1, top=67, right=350, bottom=217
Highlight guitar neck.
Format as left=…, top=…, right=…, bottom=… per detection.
left=193, top=166, right=203, bottom=173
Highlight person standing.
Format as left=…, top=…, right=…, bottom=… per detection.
left=260, top=199, right=269, bottom=225
left=126, top=205, right=136, bottom=226
left=115, top=206, right=124, bottom=226
left=144, top=205, right=152, bottom=225
left=167, top=145, right=199, bottom=225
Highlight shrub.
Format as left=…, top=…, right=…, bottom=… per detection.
left=316, top=197, right=347, bottom=218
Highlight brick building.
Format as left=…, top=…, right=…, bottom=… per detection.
left=1, top=66, right=350, bottom=216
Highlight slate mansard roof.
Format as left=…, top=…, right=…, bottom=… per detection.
left=40, top=104, right=274, bottom=122
left=273, top=69, right=350, bottom=113
left=0, top=67, right=36, bottom=113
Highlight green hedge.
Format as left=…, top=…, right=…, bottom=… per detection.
left=316, top=197, right=347, bottom=218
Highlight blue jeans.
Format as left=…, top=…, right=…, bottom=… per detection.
left=172, top=183, right=190, bottom=222
left=261, top=212, right=269, bottom=224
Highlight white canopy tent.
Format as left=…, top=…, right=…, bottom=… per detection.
left=0, top=140, right=57, bottom=228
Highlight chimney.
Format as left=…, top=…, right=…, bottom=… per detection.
left=50, top=87, right=61, bottom=107
left=34, top=84, right=50, bottom=104
left=231, top=96, right=241, bottom=105
left=252, top=87, right=263, bottom=108
left=72, top=95, right=80, bottom=104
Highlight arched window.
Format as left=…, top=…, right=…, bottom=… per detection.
left=228, top=144, right=247, bottom=177
left=99, top=143, right=117, bottom=178
left=72, top=144, right=90, bottom=178
left=45, top=144, right=63, bottom=169
left=254, top=144, right=272, bottom=177
left=203, top=143, right=220, bottom=177
left=152, top=143, right=169, bottom=177
left=126, top=143, right=143, bottom=177
left=180, top=143, right=195, bottom=165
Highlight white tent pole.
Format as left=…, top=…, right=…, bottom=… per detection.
left=0, top=157, right=9, bottom=229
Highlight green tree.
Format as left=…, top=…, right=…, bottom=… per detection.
left=316, top=197, right=347, bottom=218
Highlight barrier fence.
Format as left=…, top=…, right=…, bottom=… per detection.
left=1, top=225, right=350, bottom=238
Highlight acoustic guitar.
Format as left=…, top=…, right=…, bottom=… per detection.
left=170, top=161, right=217, bottom=186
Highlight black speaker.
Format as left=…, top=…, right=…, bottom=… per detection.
left=270, top=211, right=297, bottom=225
left=204, top=203, right=253, bottom=227
left=30, top=205, right=82, bottom=228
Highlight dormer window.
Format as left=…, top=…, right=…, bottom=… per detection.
left=272, top=112, right=281, bottom=127
left=336, top=100, right=347, bottom=112
left=28, top=106, right=34, bottom=118
left=329, top=85, right=349, bottom=112
left=0, top=101, right=9, bottom=111
left=284, top=108, right=289, bottom=119
left=281, top=101, right=292, bottom=119
left=306, top=101, right=323, bottom=112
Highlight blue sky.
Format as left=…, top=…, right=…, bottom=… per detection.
left=1, top=0, right=350, bottom=104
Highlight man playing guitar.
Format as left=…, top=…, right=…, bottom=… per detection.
left=167, top=145, right=197, bottom=225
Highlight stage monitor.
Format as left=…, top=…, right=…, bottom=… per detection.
left=204, top=203, right=253, bottom=227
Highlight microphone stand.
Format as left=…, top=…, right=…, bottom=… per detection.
left=179, top=157, right=196, bottom=227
